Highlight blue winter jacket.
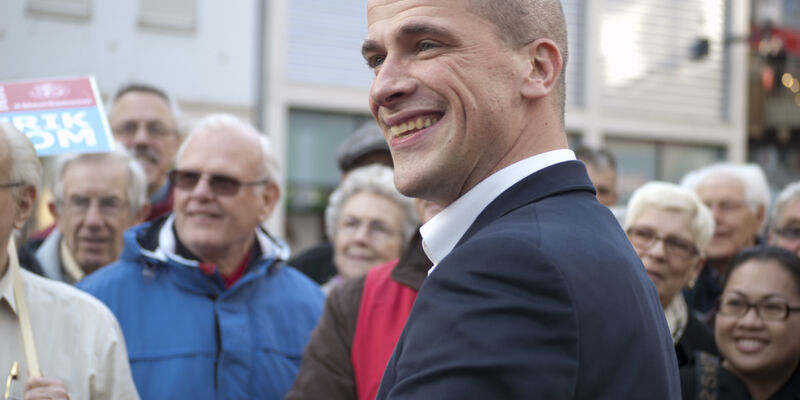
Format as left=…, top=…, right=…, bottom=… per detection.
left=78, top=216, right=324, bottom=400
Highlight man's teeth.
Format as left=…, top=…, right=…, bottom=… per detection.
left=390, top=117, right=437, bottom=136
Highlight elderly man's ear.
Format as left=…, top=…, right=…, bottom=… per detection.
left=13, top=186, right=36, bottom=229
left=257, top=183, right=281, bottom=223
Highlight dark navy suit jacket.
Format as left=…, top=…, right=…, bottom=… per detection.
left=376, top=160, right=681, bottom=399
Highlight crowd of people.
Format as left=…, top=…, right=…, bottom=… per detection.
left=2, top=0, right=799, bottom=399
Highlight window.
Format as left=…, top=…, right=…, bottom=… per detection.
left=138, top=0, right=196, bottom=31
left=27, top=0, right=91, bottom=19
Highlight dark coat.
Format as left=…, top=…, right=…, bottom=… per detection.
left=377, top=160, right=681, bottom=399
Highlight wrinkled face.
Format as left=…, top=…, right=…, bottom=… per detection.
left=716, top=259, right=800, bottom=380
left=585, top=164, right=618, bottom=207
left=109, top=91, right=181, bottom=195
left=55, top=159, right=137, bottom=273
left=695, top=174, right=762, bottom=262
left=627, top=207, right=701, bottom=307
left=364, top=0, right=526, bottom=205
left=770, top=197, right=800, bottom=256
left=333, top=191, right=406, bottom=278
left=173, top=128, right=276, bottom=259
left=0, top=141, right=35, bottom=274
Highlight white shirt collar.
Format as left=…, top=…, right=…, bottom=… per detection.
left=420, top=149, right=575, bottom=274
left=0, top=261, right=17, bottom=314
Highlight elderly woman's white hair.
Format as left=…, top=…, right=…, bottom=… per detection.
left=624, top=181, right=715, bottom=256
left=0, top=121, right=42, bottom=199
left=325, top=165, right=417, bottom=243
left=177, top=113, right=280, bottom=187
left=51, top=142, right=149, bottom=215
left=680, top=163, right=770, bottom=227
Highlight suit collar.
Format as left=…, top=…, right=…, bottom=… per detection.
left=421, top=150, right=577, bottom=269
left=457, top=160, right=596, bottom=247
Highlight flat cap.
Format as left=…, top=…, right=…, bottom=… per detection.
left=336, top=121, right=390, bottom=172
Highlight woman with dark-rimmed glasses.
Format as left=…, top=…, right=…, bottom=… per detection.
left=680, top=245, right=800, bottom=399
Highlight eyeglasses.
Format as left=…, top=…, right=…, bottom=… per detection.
left=717, top=294, right=800, bottom=321
left=704, top=200, right=748, bottom=215
left=60, top=194, right=128, bottom=217
left=773, top=224, right=800, bottom=240
left=169, top=169, right=269, bottom=197
left=337, top=216, right=400, bottom=240
left=0, top=182, right=23, bottom=190
left=113, top=120, right=176, bottom=139
left=626, top=226, right=698, bottom=260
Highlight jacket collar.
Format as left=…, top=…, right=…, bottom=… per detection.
left=457, top=160, right=596, bottom=247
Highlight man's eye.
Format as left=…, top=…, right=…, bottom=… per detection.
left=419, top=41, right=437, bottom=51
left=369, top=55, right=385, bottom=68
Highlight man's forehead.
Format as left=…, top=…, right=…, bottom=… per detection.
left=110, top=91, right=174, bottom=122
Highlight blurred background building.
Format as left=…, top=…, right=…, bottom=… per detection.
left=2, top=0, right=796, bottom=255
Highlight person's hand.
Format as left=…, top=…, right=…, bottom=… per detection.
left=23, top=377, right=69, bottom=400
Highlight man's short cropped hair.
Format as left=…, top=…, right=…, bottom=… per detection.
left=109, top=82, right=183, bottom=135
left=468, top=0, right=568, bottom=119
left=52, top=144, right=149, bottom=216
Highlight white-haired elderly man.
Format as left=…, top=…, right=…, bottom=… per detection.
left=20, top=147, right=149, bottom=284
left=78, top=114, right=324, bottom=400
left=0, top=122, right=138, bottom=399
left=680, top=162, right=770, bottom=323
left=108, top=83, right=183, bottom=221
left=769, top=181, right=800, bottom=256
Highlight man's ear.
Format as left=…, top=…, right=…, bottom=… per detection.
left=520, top=38, right=563, bottom=99
left=257, top=183, right=281, bottom=223
left=48, top=201, right=60, bottom=223
left=12, top=185, right=37, bottom=230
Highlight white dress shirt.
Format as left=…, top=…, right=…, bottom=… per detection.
left=421, top=149, right=576, bottom=274
left=0, top=265, right=139, bottom=400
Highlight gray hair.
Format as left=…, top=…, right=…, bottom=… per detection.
left=177, top=113, right=280, bottom=187
left=52, top=143, right=148, bottom=216
left=680, top=162, right=770, bottom=218
left=325, top=165, right=417, bottom=243
left=109, top=82, right=183, bottom=137
left=0, top=121, right=42, bottom=200
left=624, top=181, right=715, bottom=257
left=770, top=181, right=800, bottom=230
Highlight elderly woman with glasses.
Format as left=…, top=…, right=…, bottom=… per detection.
left=624, top=182, right=718, bottom=366
left=321, top=165, right=417, bottom=294
left=680, top=245, right=800, bottom=399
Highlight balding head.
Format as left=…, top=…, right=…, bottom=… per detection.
left=172, top=114, right=281, bottom=273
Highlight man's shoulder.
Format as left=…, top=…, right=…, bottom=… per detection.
left=22, top=269, right=118, bottom=319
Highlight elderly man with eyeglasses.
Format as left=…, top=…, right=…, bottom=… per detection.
left=108, top=83, right=183, bottom=221
left=0, top=122, right=138, bottom=399
left=77, top=114, right=324, bottom=400
left=680, top=163, right=770, bottom=327
left=19, top=146, right=150, bottom=284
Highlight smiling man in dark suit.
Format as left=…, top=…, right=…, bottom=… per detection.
left=361, top=0, right=680, bottom=398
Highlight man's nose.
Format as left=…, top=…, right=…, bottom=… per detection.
left=369, top=56, right=417, bottom=109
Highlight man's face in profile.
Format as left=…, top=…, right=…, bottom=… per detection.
left=364, top=0, right=526, bottom=206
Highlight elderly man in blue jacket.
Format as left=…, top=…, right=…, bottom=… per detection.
left=79, top=114, right=324, bottom=400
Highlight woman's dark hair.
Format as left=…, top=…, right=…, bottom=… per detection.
left=726, top=245, right=800, bottom=296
